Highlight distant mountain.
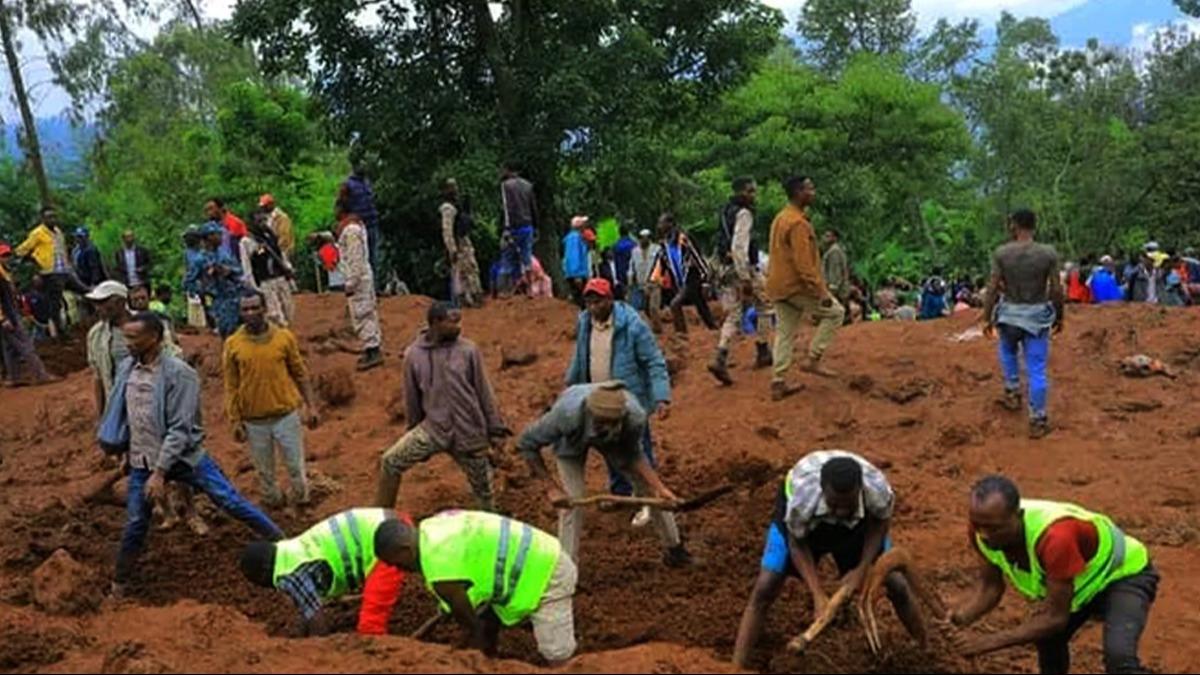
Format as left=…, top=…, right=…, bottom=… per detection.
left=1049, top=0, right=1188, bottom=47
left=3, top=118, right=94, bottom=172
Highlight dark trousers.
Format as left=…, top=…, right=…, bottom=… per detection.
left=42, top=273, right=67, bottom=336
left=668, top=274, right=717, bottom=330
left=606, top=424, right=657, bottom=496
left=1036, top=566, right=1159, bottom=674
left=116, top=456, right=283, bottom=582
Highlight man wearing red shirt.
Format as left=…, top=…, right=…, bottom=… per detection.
left=951, top=475, right=1158, bottom=674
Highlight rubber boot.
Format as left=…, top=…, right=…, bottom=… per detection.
left=357, top=347, right=384, bottom=371
left=707, top=348, right=733, bottom=386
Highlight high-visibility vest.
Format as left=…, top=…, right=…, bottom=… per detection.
left=419, top=510, right=561, bottom=626
left=974, top=499, right=1149, bottom=612
left=273, top=508, right=396, bottom=598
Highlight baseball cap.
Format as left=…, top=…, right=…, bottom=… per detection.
left=571, top=215, right=589, bottom=229
left=74, top=226, right=89, bottom=237
left=1144, top=241, right=1160, bottom=252
left=85, top=280, right=129, bottom=301
left=0, top=242, right=11, bottom=256
left=1099, top=255, right=1114, bottom=264
left=638, top=229, right=651, bottom=238
left=583, top=278, right=612, bottom=298
left=259, top=194, right=275, bottom=208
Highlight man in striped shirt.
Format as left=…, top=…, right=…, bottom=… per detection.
left=732, top=450, right=925, bottom=668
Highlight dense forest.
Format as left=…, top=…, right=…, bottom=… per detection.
left=1, top=0, right=1199, bottom=294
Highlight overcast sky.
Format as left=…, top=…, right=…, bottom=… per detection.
left=0, top=0, right=1171, bottom=120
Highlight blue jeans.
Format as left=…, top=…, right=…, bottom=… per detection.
left=504, top=224, right=535, bottom=275
left=606, top=424, right=657, bottom=496
left=116, top=455, right=283, bottom=582
left=998, top=323, right=1050, bottom=420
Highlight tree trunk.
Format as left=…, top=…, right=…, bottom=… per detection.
left=181, top=0, right=204, bottom=31
left=0, top=0, right=52, bottom=209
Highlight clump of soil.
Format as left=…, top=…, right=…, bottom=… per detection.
left=316, top=367, right=356, bottom=407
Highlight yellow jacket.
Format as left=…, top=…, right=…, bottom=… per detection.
left=15, top=224, right=62, bottom=274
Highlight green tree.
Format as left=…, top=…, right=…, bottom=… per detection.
left=232, top=0, right=783, bottom=292
left=797, top=0, right=916, bottom=71
left=674, top=51, right=971, bottom=283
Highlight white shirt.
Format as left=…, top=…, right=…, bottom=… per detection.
left=124, top=247, right=140, bottom=286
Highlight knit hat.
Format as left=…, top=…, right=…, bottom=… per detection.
left=586, top=381, right=627, bottom=422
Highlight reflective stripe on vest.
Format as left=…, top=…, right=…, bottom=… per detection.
left=975, top=500, right=1148, bottom=612
left=328, top=516, right=361, bottom=591
left=492, top=517, right=535, bottom=607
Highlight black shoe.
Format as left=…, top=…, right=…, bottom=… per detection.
left=664, top=545, right=700, bottom=568
left=1029, top=417, right=1050, bottom=439
left=708, top=349, right=733, bottom=386
left=356, top=347, right=384, bottom=371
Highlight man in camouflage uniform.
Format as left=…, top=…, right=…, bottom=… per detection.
left=708, top=177, right=772, bottom=386
left=337, top=211, right=383, bottom=370
left=439, top=179, right=484, bottom=308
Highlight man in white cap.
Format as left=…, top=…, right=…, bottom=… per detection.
left=87, top=281, right=180, bottom=418
left=628, top=228, right=662, bottom=332
left=87, top=281, right=133, bottom=418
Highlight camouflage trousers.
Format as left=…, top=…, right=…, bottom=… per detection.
left=380, top=425, right=494, bottom=510
left=347, top=285, right=382, bottom=350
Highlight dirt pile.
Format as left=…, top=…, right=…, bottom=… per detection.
left=0, top=296, right=1198, bottom=673
left=32, top=549, right=100, bottom=616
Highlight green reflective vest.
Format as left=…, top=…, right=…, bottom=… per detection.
left=419, top=510, right=561, bottom=626
left=273, top=508, right=396, bottom=598
left=975, top=499, right=1149, bottom=612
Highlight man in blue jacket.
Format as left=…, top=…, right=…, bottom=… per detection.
left=562, top=216, right=591, bottom=307
left=565, top=277, right=671, bottom=528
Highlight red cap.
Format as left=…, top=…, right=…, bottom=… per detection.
left=583, top=278, right=612, bottom=298
left=258, top=193, right=275, bottom=208
left=582, top=228, right=596, bottom=244
left=0, top=243, right=10, bottom=256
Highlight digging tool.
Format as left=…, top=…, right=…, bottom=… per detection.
left=858, top=547, right=950, bottom=656
left=553, top=484, right=738, bottom=513
left=786, top=583, right=855, bottom=653
left=411, top=612, right=445, bottom=639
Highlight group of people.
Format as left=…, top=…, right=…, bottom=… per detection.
left=1064, top=243, right=1200, bottom=306
left=0, top=157, right=1156, bottom=674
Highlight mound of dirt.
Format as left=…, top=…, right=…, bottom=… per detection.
left=32, top=549, right=100, bottom=616
left=2, top=296, right=1198, bottom=674
left=316, top=367, right=356, bottom=407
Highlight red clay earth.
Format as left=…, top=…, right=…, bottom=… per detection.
left=2, top=294, right=1199, bottom=673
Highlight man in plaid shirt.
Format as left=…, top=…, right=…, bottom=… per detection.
left=732, top=450, right=926, bottom=668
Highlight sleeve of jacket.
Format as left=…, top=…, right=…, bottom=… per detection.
left=470, top=345, right=507, bottom=436
left=517, top=398, right=568, bottom=460
left=142, top=247, right=153, bottom=279
left=564, top=314, right=587, bottom=386
left=403, top=348, right=424, bottom=431
left=284, top=330, right=309, bottom=384
left=342, top=229, right=367, bottom=293
left=239, top=239, right=257, bottom=289
left=356, top=562, right=406, bottom=635
left=157, top=361, right=203, bottom=472
left=632, top=315, right=670, bottom=405
left=113, top=250, right=126, bottom=284
left=440, top=204, right=458, bottom=257
left=223, top=337, right=242, bottom=428
left=789, top=222, right=827, bottom=297
left=732, top=209, right=754, bottom=281
left=15, top=226, right=46, bottom=261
